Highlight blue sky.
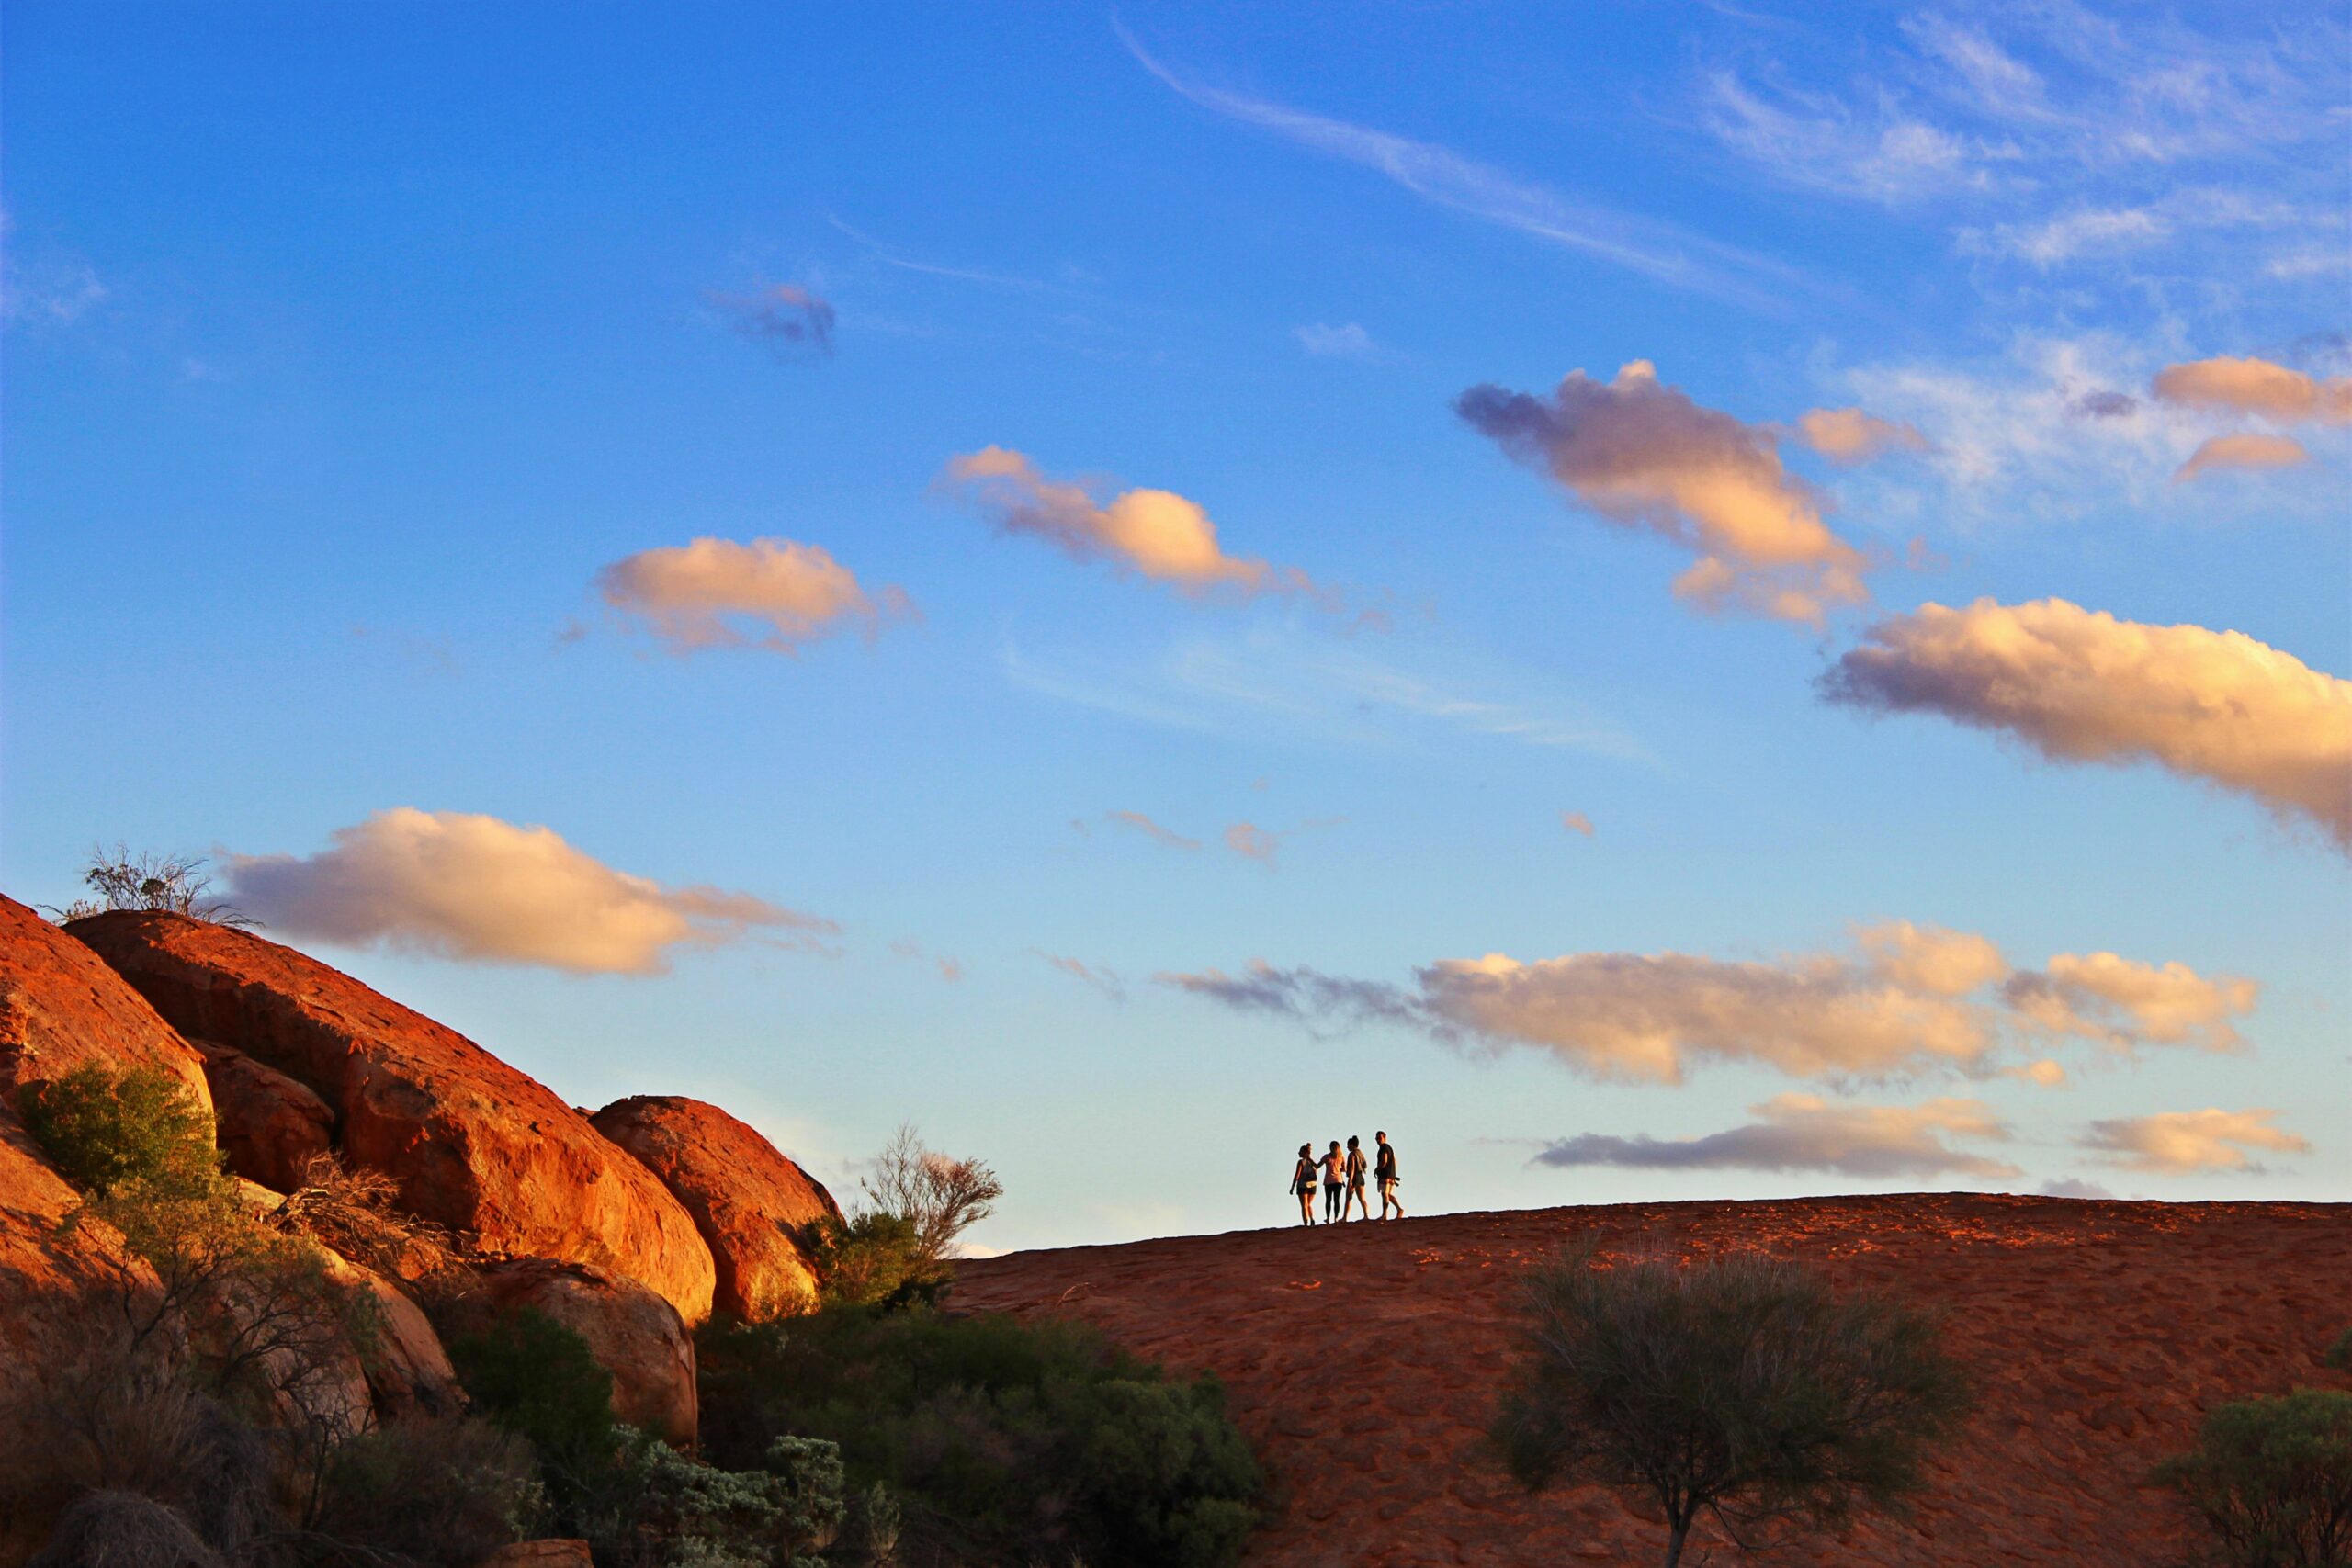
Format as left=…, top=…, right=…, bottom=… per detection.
left=6, top=1, right=2346, bottom=1250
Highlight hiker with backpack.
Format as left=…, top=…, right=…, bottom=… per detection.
left=1375, top=1130, right=1402, bottom=1220
left=1289, top=1144, right=1318, bottom=1225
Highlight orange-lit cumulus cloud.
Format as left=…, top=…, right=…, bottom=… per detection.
left=1454, top=361, right=1871, bottom=625
left=1560, top=810, right=1595, bottom=837
left=1536, top=1094, right=2018, bottom=1178
left=2152, top=355, right=2352, bottom=425
left=2077, top=1109, right=2309, bottom=1173
left=2174, top=433, right=2312, bottom=482
left=1159, top=919, right=2250, bottom=1085
left=938, top=446, right=1324, bottom=602
left=226, top=808, right=833, bottom=975
left=596, top=536, right=912, bottom=654
left=1824, top=597, right=2352, bottom=850
left=1795, top=407, right=1930, bottom=465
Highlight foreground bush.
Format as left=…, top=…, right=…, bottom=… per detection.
left=698, top=1307, right=1263, bottom=1568
left=2155, top=1390, right=2352, bottom=1568
left=450, top=1305, right=842, bottom=1565
left=1490, top=1243, right=1972, bottom=1568
left=315, top=1414, right=548, bottom=1563
left=19, top=1062, right=220, bottom=1199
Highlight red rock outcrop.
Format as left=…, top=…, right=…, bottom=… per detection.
left=446, top=1258, right=698, bottom=1450
left=0, top=1108, right=164, bottom=1562
left=0, top=895, right=211, bottom=1117
left=591, top=1096, right=841, bottom=1322
left=957, top=1194, right=2352, bottom=1567
left=477, top=1542, right=594, bottom=1568
left=68, top=912, right=716, bottom=1324
left=192, top=1038, right=334, bottom=1193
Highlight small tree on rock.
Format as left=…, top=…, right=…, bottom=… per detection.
left=2155, top=1389, right=2352, bottom=1568
left=1490, top=1242, right=1973, bottom=1567
left=49, top=845, right=254, bottom=927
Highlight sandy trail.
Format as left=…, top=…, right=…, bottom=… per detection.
left=956, top=1194, right=2350, bottom=1567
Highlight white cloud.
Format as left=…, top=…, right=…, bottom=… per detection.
left=1824, top=596, right=2352, bottom=850
left=1161, top=919, right=2254, bottom=1086
left=1294, top=322, right=1386, bottom=360
left=595, top=536, right=913, bottom=654
left=1456, top=360, right=1872, bottom=625
left=2077, top=1109, right=2308, bottom=1172
left=939, top=446, right=1332, bottom=604
left=1535, top=1093, right=2019, bottom=1179
left=227, top=808, right=833, bottom=975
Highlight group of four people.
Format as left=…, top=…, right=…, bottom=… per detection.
left=1290, top=1132, right=1402, bottom=1224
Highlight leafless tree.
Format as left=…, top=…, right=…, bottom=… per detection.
left=855, top=1124, right=1004, bottom=1264
left=49, top=844, right=256, bottom=927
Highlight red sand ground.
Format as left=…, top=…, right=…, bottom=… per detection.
left=956, top=1194, right=2351, bottom=1567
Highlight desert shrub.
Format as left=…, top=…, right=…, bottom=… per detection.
left=19, top=1063, right=220, bottom=1199
left=2154, top=1390, right=2352, bottom=1568
left=313, top=1413, right=548, bottom=1564
left=442, top=1307, right=621, bottom=1513
left=49, top=844, right=255, bottom=926
left=582, top=1430, right=842, bottom=1568
left=856, top=1125, right=1003, bottom=1266
left=2326, top=1328, right=2351, bottom=1373
left=697, top=1307, right=1262, bottom=1568
left=274, top=1152, right=458, bottom=1287
left=25, top=1489, right=224, bottom=1568
left=1490, top=1243, right=1973, bottom=1568
left=802, top=1212, right=949, bottom=1312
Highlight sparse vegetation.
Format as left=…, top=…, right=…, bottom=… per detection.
left=697, top=1306, right=1263, bottom=1568
left=18, top=1062, right=220, bottom=1199
left=313, top=1413, right=549, bottom=1563
left=1489, top=1242, right=1973, bottom=1568
left=48, top=843, right=255, bottom=926
left=802, top=1126, right=1003, bottom=1312
left=274, top=1150, right=460, bottom=1288
left=2326, top=1327, right=2352, bottom=1374
left=2155, top=1390, right=2352, bottom=1568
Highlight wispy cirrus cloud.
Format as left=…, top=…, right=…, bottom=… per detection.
left=1159, top=919, right=2253, bottom=1085
left=1102, top=810, right=1201, bottom=852
left=1535, top=1094, right=2020, bottom=1179
left=227, top=808, right=834, bottom=976
left=594, top=536, right=914, bottom=655
left=1116, top=19, right=1806, bottom=308
left=1034, top=951, right=1125, bottom=1000
left=1823, top=597, right=2352, bottom=851
left=1293, top=321, right=1390, bottom=361
left=2076, top=1109, right=2308, bottom=1173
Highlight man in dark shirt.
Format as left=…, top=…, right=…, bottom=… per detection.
left=1374, top=1130, right=1403, bottom=1220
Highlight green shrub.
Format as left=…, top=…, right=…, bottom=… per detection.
left=802, top=1212, right=950, bottom=1311
left=1491, top=1243, right=1973, bottom=1568
left=584, top=1429, right=842, bottom=1568
left=698, top=1307, right=1263, bottom=1568
left=2155, top=1390, right=2352, bottom=1568
left=18, top=1063, right=220, bottom=1199
left=2326, top=1328, right=2351, bottom=1374
left=442, top=1308, right=620, bottom=1511
left=315, top=1414, right=548, bottom=1563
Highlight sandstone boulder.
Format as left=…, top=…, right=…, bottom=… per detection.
left=444, top=1258, right=697, bottom=1450
left=0, top=1108, right=164, bottom=1562
left=314, top=1242, right=462, bottom=1426
left=68, top=913, right=716, bottom=1324
left=592, top=1096, right=841, bottom=1323
left=193, top=1038, right=334, bottom=1193
left=0, top=895, right=211, bottom=1117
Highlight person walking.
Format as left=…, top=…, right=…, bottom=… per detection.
left=1374, top=1130, right=1403, bottom=1220
left=1341, top=1135, right=1371, bottom=1221
left=1289, top=1144, right=1318, bottom=1226
left=1318, top=1139, right=1346, bottom=1224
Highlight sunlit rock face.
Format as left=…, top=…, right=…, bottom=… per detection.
left=0, top=894, right=213, bottom=1118
left=68, top=910, right=718, bottom=1325
left=592, top=1094, right=841, bottom=1324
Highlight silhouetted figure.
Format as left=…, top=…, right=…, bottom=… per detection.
left=1290, top=1143, right=1317, bottom=1225
left=1319, top=1139, right=1345, bottom=1223
left=1342, top=1134, right=1371, bottom=1220
left=1375, top=1130, right=1403, bottom=1220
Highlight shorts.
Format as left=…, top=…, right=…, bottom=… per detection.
left=1379, top=1179, right=1398, bottom=1194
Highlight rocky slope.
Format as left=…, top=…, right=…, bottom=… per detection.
left=956, top=1193, right=2352, bottom=1567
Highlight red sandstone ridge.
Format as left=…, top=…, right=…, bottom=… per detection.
left=956, top=1193, right=2352, bottom=1567
left=0, top=895, right=211, bottom=1117
left=67, top=911, right=717, bottom=1325
left=592, top=1095, right=841, bottom=1323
